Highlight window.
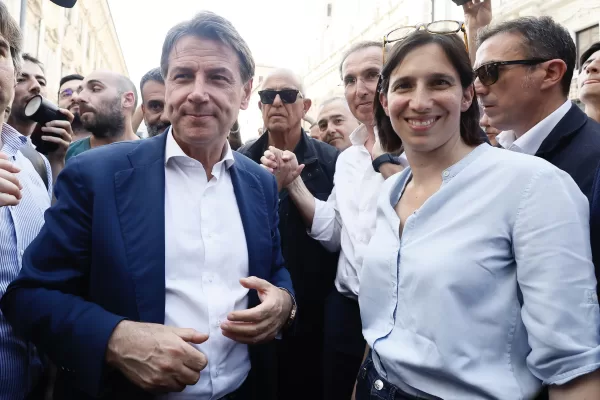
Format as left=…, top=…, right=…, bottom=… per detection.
left=327, top=3, right=332, bottom=17
left=576, top=25, right=599, bottom=69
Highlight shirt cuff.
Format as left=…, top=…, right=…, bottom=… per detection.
left=307, top=198, right=335, bottom=240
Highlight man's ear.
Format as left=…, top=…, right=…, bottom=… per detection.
left=258, top=100, right=263, bottom=112
left=303, top=98, right=312, bottom=117
left=240, top=78, right=253, bottom=110
left=540, top=59, right=567, bottom=93
left=122, top=91, right=135, bottom=110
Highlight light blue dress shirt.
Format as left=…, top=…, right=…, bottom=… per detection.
left=0, top=123, right=52, bottom=399
left=360, top=143, right=600, bottom=399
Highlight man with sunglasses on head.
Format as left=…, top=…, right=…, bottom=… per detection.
left=58, top=74, right=90, bottom=142
left=238, top=68, right=339, bottom=400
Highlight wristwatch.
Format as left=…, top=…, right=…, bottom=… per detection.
left=372, top=153, right=401, bottom=173
left=279, top=288, right=297, bottom=329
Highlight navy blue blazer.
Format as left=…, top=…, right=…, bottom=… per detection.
left=534, top=104, right=600, bottom=289
left=0, top=133, right=293, bottom=399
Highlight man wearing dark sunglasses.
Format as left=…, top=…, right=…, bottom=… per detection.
left=238, top=68, right=339, bottom=400
left=58, top=73, right=90, bottom=142
left=475, top=17, right=600, bottom=397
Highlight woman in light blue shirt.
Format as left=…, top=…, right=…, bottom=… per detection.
left=357, top=31, right=600, bottom=399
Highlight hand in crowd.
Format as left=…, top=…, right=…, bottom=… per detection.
left=43, top=108, right=74, bottom=164
left=463, top=0, right=492, bottom=30
left=260, top=146, right=304, bottom=192
left=221, top=277, right=293, bottom=344
left=106, top=321, right=208, bottom=393
left=0, top=152, right=22, bottom=207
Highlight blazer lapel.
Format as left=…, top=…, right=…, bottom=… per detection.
left=535, top=103, right=587, bottom=159
left=114, top=134, right=167, bottom=324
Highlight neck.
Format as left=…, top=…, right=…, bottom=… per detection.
left=268, top=126, right=302, bottom=151
left=405, top=133, right=474, bottom=186
left=513, top=95, right=567, bottom=138
left=585, top=104, right=600, bottom=123
left=363, top=122, right=376, bottom=152
left=8, top=117, right=35, bottom=136
left=89, top=117, right=137, bottom=148
left=72, top=128, right=91, bottom=142
left=174, top=131, right=227, bottom=180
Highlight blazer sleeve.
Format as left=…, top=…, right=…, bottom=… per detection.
left=266, top=174, right=294, bottom=296
left=591, top=162, right=600, bottom=287
left=0, top=156, right=125, bottom=397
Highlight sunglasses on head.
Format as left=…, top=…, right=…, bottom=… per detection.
left=474, top=59, right=549, bottom=86
left=258, top=89, right=302, bottom=105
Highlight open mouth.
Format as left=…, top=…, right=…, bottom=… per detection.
left=405, top=117, right=440, bottom=129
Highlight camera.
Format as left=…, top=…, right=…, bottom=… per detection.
left=25, top=95, right=69, bottom=154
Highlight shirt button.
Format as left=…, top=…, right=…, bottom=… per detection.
left=374, top=379, right=383, bottom=390
left=442, top=170, right=450, bottom=177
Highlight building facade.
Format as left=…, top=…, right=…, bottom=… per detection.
left=5, top=0, right=128, bottom=102
left=238, top=64, right=277, bottom=142
left=302, top=0, right=600, bottom=118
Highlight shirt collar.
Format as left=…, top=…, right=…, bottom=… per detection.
left=245, top=128, right=317, bottom=165
left=1, top=123, right=27, bottom=157
left=349, top=124, right=371, bottom=146
left=164, top=127, right=235, bottom=179
left=496, top=100, right=572, bottom=155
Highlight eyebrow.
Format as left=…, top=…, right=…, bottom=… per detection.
left=86, top=79, right=105, bottom=87
left=390, top=72, right=456, bottom=86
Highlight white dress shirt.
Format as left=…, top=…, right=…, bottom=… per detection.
left=310, top=124, right=388, bottom=299
left=161, top=129, right=250, bottom=399
left=497, top=100, right=572, bottom=154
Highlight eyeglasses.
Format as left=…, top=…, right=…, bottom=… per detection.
left=59, top=88, right=74, bottom=99
left=474, top=59, right=549, bottom=86
left=258, top=89, right=302, bottom=105
left=383, top=20, right=468, bottom=62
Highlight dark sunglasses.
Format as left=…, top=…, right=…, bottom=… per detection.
left=258, top=89, right=302, bottom=104
left=474, top=59, right=549, bottom=86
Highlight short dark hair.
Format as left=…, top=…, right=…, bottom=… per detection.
left=339, top=41, right=383, bottom=79
left=59, top=73, right=84, bottom=89
left=22, top=53, right=44, bottom=73
left=0, top=2, right=23, bottom=76
left=581, top=42, right=600, bottom=69
left=375, top=31, right=482, bottom=153
left=161, top=11, right=255, bottom=83
left=140, top=67, right=164, bottom=101
left=477, top=16, right=576, bottom=97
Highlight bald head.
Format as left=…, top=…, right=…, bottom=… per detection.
left=84, top=70, right=138, bottom=112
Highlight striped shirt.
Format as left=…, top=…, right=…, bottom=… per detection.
left=0, top=123, right=52, bottom=399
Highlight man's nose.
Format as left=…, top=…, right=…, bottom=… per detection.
left=159, top=109, right=170, bottom=125
left=585, top=60, right=599, bottom=74
left=473, top=77, right=488, bottom=97
left=28, top=79, right=41, bottom=95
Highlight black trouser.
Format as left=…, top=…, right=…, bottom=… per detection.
left=323, top=289, right=366, bottom=400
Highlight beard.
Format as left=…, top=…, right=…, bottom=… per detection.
left=82, top=99, right=125, bottom=139
left=146, top=122, right=170, bottom=137
left=70, top=112, right=85, bottom=132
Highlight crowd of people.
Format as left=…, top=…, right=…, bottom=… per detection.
left=1, top=0, right=600, bottom=399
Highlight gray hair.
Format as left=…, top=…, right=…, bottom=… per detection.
left=319, top=96, right=349, bottom=112
left=140, top=67, right=164, bottom=100
left=160, top=11, right=255, bottom=83
left=477, top=16, right=576, bottom=96
left=0, top=2, right=23, bottom=77
left=339, top=41, right=383, bottom=79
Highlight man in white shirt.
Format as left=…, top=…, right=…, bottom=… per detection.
left=261, top=41, right=404, bottom=400
left=1, top=11, right=295, bottom=400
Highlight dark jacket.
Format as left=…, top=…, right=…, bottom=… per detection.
left=1, top=133, right=293, bottom=400
left=534, top=104, right=600, bottom=281
left=238, top=130, right=340, bottom=400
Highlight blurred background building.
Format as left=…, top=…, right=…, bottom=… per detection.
left=4, top=0, right=128, bottom=101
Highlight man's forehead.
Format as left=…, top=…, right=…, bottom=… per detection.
left=142, top=80, right=166, bottom=98
left=476, top=32, right=526, bottom=65
left=319, top=100, right=350, bottom=119
left=262, top=72, right=301, bottom=90
left=22, top=60, right=44, bottom=77
left=342, top=47, right=382, bottom=76
left=584, top=50, right=600, bottom=64
left=60, top=79, right=81, bottom=91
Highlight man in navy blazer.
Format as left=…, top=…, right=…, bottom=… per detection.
left=1, top=11, right=295, bottom=400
